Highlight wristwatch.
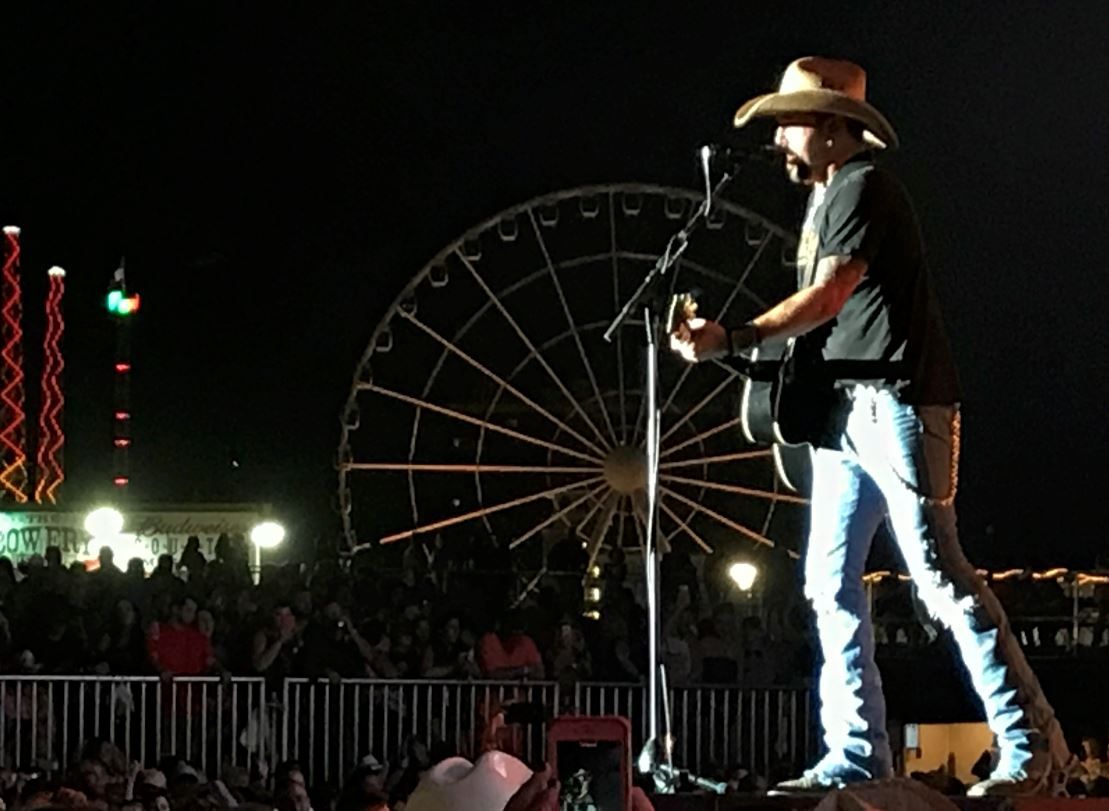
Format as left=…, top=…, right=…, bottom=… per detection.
left=728, top=323, right=760, bottom=357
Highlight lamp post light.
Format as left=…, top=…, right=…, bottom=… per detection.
left=727, top=561, right=759, bottom=592
left=84, top=506, right=124, bottom=538
left=249, top=520, right=285, bottom=584
left=84, top=507, right=129, bottom=570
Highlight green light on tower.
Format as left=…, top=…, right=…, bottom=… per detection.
left=106, top=291, right=140, bottom=316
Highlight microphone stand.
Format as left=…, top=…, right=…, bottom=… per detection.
left=603, top=147, right=747, bottom=794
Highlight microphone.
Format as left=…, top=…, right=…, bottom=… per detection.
left=699, top=142, right=783, bottom=164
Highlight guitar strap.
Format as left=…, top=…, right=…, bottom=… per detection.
left=786, top=187, right=827, bottom=365
left=798, top=185, right=826, bottom=290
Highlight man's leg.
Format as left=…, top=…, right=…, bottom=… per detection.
left=790, top=443, right=890, bottom=783
left=860, top=392, right=1070, bottom=793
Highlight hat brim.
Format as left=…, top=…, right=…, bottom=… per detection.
left=734, top=89, right=899, bottom=150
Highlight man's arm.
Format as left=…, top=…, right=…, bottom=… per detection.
left=671, top=254, right=866, bottom=362
left=252, top=628, right=287, bottom=673
left=748, top=254, right=867, bottom=343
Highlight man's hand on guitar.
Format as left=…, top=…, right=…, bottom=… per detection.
left=669, top=317, right=729, bottom=363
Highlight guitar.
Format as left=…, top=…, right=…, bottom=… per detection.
left=667, top=293, right=838, bottom=495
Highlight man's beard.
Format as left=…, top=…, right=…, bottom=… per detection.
left=785, top=157, right=812, bottom=185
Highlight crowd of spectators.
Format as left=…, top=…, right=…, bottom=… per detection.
left=0, top=524, right=1105, bottom=694
left=3, top=529, right=1109, bottom=809
left=1, top=523, right=1105, bottom=691
left=0, top=530, right=815, bottom=691
left=0, top=735, right=417, bottom=811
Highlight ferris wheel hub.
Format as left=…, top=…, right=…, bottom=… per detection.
left=603, top=445, right=647, bottom=495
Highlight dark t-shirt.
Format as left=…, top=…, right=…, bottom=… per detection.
left=797, top=151, right=960, bottom=405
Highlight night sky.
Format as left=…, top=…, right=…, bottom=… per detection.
left=1, top=3, right=1106, bottom=568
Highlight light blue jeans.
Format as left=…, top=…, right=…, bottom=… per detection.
left=803, top=385, right=1067, bottom=783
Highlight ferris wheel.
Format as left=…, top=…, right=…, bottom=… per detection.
left=336, top=183, right=807, bottom=568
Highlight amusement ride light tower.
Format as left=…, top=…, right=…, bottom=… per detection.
left=34, top=266, right=66, bottom=504
left=0, top=226, right=29, bottom=503
left=106, top=258, right=140, bottom=492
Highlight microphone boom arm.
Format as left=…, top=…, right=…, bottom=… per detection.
left=602, top=165, right=736, bottom=343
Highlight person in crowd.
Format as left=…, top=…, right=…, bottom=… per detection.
left=477, top=609, right=544, bottom=680
left=297, top=599, right=378, bottom=679
left=252, top=599, right=305, bottom=682
left=147, top=596, right=215, bottom=677
left=420, top=614, right=480, bottom=679
left=94, top=598, right=148, bottom=674
left=179, top=536, right=207, bottom=578
left=547, top=615, right=592, bottom=687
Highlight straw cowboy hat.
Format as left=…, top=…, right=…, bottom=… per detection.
left=733, top=56, right=899, bottom=149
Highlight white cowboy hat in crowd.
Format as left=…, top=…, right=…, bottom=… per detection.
left=733, top=56, right=899, bottom=149
left=404, top=750, right=532, bottom=811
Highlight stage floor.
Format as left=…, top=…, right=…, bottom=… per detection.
left=650, top=783, right=1109, bottom=811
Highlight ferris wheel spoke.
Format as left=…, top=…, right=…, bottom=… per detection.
left=574, top=486, right=613, bottom=535
left=379, top=475, right=605, bottom=544
left=685, top=265, right=771, bottom=311
left=615, top=495, right=627, bottom=548
left=709, top=232, right=773, bottom=323
left=527, top=209, right=618, bottom=447
left=659, top=375, right=735, bottom=446
left=658, top=499, right=713, bottom=554
left=658, top=416, right=741, bottom=459
left=366, top=385, right=603, bottom=465
left=660, top=472, right=808, bottom=504
left=609, top=195, right=629, bottom=443
left=349, top=462, right=600, bottom=474
left=508, top=483, right=609, bottom=550
left=658, top=449, right=771, bottom=469
left=397, top=309, right=608, bottom=458
left=659, top=236, right=774, bottom=416
left=456, top=250, right=613, bottom=452
left=630, top=384, right=648, bottom=449
left=583, top=492, right=621, bottom=573
left=630, top=498, right=647, bottom=554
left=660, top=485, right=787, bottom=553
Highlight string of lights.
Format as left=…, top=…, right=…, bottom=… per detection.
left=34, top=266, right=65, bottom=504
left=0, top=226, right=28, bottom=503
left=862, top=567, right=1109, bottom=586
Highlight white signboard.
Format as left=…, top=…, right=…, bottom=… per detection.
left=0, top=507, right=267, bottom=570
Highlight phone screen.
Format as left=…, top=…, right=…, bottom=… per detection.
left=556, top=739, right=625, bottom=811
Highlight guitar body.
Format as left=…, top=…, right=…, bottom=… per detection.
left=666, top=291, right=841, bottom=498
left=738, top=338, right=841, bottom=496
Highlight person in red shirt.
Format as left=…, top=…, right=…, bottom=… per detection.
left=148, top=596, right=214, bottom=676
left=477, top=610, right=544, bottom=680
left=147, top=595, right=216, bottom=722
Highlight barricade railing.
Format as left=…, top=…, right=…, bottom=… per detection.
left=0, top=676, right=274, bottom=778
left=281, top=678, right=560, bottom=786
left=280, top=679, right=814, bottom=787
left=0, top=676, right=813, bottom=788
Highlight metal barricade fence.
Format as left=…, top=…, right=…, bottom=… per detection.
left=281, top=679, right=560, bottom=787
left=280, top=680, right=815, bottom=787
left=0, top=677, right=813, bottom=787
left=0, top=676, right=274, bottom=778
left=569, top=683, right=814, bottom=784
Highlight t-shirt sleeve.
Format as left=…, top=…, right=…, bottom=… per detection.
left=819, top=170, right=892, bottom=264
left=477, top=633, right=502, bottom=673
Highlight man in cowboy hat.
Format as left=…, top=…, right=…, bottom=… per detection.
left=670, top=56, right=1073, bottom=795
